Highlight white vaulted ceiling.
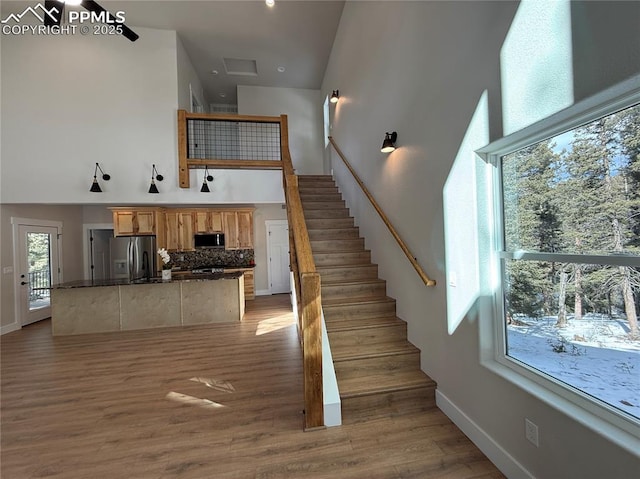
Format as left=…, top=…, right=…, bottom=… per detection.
left=1, top=0, right=345, bottom=104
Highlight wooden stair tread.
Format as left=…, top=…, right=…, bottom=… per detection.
left=325, top=315, right=405, bottom=331
left=338, top=370, right=435, bottom=399
left=321, top=295, right=394, bottom=306
left=321, top=278, right=385, bottom=286
left=331, top=341, right=419, bottom=361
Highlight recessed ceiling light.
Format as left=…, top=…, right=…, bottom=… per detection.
left=211, top=70, right=219, bottom=75
left=277, top=66, right=285, bottom=73
left=219, top=93, right=226, bottom=98
left=266, top=0, right=275, bottom=7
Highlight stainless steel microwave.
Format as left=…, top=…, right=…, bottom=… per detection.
left=194, top=233, right=225, bottom=249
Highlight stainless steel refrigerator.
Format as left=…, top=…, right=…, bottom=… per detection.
left=109, top=236, right=157, bottom=281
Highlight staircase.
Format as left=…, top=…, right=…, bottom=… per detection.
left=298, top=175, right=436, bottom=424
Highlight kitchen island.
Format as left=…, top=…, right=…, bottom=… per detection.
left=50, top=273, right=245, bottom=336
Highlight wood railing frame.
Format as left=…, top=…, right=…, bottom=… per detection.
left=177, top=110, right=284, bottom=188
left=281, top=115, right=324, bottom=429
left=328, top=136, right=436, bottom=287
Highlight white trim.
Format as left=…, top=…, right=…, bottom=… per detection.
left=476, top=75, right=640, bottom=453
left=1, top=322, right=21, bottom=335
left=82, top=223, right=114, bottom=280
left=11, top=218, right=63, bottom=327
left=436, top=389, right=535, bottom=479
left=255, top=289, right=270, bottom=296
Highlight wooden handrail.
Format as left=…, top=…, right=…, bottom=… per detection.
left=328, top=136, right=436, bottom=287
left=281, top=115, right=324, bottom=430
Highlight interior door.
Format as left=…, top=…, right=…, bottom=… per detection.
left=17, top=224, right=61, bottom=326
left=267, top=220, right=291, bottom=294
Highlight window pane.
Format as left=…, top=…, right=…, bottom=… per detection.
left=501, top=103, right=640, bottom=256
left=503, top=258, right=640, bottom=419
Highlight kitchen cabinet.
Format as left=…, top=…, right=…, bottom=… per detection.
left=165, top=212, right=194, bottom=251
left=111, top=209, right=157, bottom=236
left=223, top=210, right=254, bottom=249
left=194, top=210, right=223, bottom=233
left=225, top=268, right=255, bottom=300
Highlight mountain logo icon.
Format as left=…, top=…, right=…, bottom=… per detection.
left=1, top=3, right=60, bottom=24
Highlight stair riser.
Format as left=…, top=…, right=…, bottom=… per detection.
left=305, top=218, right=355, bottom=229
left=317, top=265, right=379, bottom=282
left=334, top=351, right=421, bottom=380
left=297, top=179, right=336, bottom=186
left=308, top=228, right=360, bottom=240
left=301, top=201, right=346, bottom=210
left=340, top=387, right=436, bottom=425
left=323, top=300, right=396, bottom=321
left=311, top=239, right=365, bottom=252
left=328, top=323, right=407, bottom=349
left=313, top=251, right=371, bottom=266
left=321, top=281, right=386, bottom=300
left=300, top=194, right=343, bottom=202
left=298, top=187, right=339, bottom=195
left=303, top=209, right=350, bottom=219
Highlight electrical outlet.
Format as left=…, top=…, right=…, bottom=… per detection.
left=525, top=418, right=539, bottom=447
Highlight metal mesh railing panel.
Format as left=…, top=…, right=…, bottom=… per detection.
left=187, top=119, right=281, bottom=161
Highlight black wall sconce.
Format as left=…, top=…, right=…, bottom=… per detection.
left=330, top=90, right=340, bottom=104
left=148, top=164, right=164, bottom=194
left=201, top=166, right=213, bottom=193
left=380, top=132, right=397, bottom=153
left=89, top=163, right=110, bottom=192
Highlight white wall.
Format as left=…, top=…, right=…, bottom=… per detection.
left=1, top=26, right=285, bottom=204
left=176, top=34, right=206, bottom=111
left=237, top=85, right=325, bottom=175
left=321, top=1, right=640, bottom=478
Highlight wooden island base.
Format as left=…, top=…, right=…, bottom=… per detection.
left=51, top=274, right=244, bottom=336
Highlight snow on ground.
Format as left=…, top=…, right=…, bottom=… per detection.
left=507, top=314, right=640, bottom=419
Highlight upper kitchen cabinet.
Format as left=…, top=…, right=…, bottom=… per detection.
left=194, top=210, right=223, bottom=234
left=223, top=209, right=254, bottom=249
left=111, top=208, right=159, bottom=236
left=165, top=211, right=194, bottom=251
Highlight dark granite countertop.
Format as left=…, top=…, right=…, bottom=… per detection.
left=49, top=272, right=244, bottom=290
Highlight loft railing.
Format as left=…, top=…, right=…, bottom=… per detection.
left=177, top=110, right=284, bottom=188
left=176, top=111, right=324, bottom=429
left=328, top=136, right=436, bottom=287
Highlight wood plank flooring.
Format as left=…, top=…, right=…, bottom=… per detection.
left=1, top=295, right=504, bottom=479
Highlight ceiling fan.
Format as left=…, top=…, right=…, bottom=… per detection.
left=44, top=0, right=139, bottom=42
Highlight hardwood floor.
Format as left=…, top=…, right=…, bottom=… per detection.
left=1, top=295, right=504, bottom=478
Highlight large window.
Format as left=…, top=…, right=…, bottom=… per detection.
left=483, top=82, right=640, bottom=432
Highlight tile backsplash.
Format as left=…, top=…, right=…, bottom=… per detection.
left=168, top=249, right=254, bottom=271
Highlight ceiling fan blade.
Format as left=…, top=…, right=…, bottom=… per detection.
left=44, top=0, right=64, bottom=27
left=81, top=0, right=139, bottom=42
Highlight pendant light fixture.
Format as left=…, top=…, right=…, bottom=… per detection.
left=89, top=162, right=110, bottom=192
left=380, top=131, right=398, bottom=153
left=330, top=90, right=340, bottom=104
left=148, top=164, right=163, bottom=194
left=201, top=166, right=213, bottom=193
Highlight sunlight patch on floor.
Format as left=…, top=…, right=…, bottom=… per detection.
left=189, top=377, right=236, bottom=393
left=256, top=313, right=295, bottom=336
left=165, top=391, right=227, bottom=409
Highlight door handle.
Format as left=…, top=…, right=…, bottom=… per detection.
left=20, top=281, right=29, bottom=285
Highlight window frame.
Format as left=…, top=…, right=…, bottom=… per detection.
left=476, top=75, right=640, bottom=452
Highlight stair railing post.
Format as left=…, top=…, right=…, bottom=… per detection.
left=301, top=272, right=323, bottom=429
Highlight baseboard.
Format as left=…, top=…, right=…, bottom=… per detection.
left=255, top=289, right=270, bottom=296
left=1, top=322, right=21, bottom=335
left=436, top=389, right=535, bottom=479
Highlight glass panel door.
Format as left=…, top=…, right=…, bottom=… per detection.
left=18, top=225, right=60, bottom=325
